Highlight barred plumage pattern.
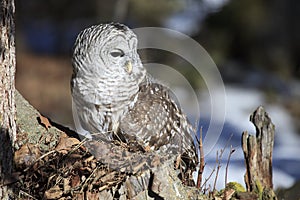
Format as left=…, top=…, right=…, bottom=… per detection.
left=72, top=23, right=146, bottom=137
left=71, top=23, right=198, bottom=182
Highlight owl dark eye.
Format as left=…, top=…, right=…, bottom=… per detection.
left=110, top=49, right=125, bottom=57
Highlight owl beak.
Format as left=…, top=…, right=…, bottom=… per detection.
left=125, top=61, right=133, bottom=74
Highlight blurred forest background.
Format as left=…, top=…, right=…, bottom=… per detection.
left=15, top=0, right=300, bottom=195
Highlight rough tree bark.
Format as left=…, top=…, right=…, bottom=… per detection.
left=242, top=106, right=277, bottom=200
left=0, top=0, right=17, bottom=199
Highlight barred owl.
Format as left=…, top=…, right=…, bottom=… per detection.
left=71, top=23, right=197, bottom=182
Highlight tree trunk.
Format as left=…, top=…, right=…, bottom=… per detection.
left=0, top=0, right=17, bottom=199
left=242, top=106, right=277, bottom=199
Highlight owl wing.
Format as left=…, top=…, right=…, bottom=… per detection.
left=119, top=82, right=197, bottom=160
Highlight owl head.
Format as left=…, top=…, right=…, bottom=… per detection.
left=71, top=23, right=147, bottom=107
left=72, top=23, right=146, bottom=84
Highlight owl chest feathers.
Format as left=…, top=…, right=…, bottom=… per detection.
left=72, top=73, right=142, bottom=134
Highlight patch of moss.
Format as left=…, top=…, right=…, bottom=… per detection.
left=226, top=182, right=246, bottom=192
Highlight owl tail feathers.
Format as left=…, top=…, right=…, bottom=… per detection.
left=72, top=98, right=93, bottom=139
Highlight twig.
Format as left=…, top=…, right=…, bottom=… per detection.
left=201, top=164, right=215, bottom=191
left=19, top=190, right=38, bottom=200
left=212, top=134, right=234, bottom=194
left=225, top=145, right=235, bottom=186
left=197, top=127, right=205, bottom=189
left=221, top=133, right=234, bottom=158
left=212, top=151, right=220, bottom=193
left=80, top=165, right=98, bottom=193
left=23, top=150, right=56, bottom=172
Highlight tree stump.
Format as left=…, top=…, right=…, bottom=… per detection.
left=242, top=106, right=277, bottom=199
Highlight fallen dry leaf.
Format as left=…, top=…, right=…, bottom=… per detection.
left=55, top=133, right=80, bottom=153
left=44, top=185, right=63, bottom=199
left=144, top=145, right=151, bottom=152
left=63, top=178, right=71, bottom=194
left=71, top=175, right=81, bottom=188
left=38, top=115, right=51, bottom=130
left=14, top=144, right=41, bottom=168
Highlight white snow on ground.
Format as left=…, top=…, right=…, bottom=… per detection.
left=194, top=162, right=295, bottom=190
left=195, top=85, right=299, bottom=189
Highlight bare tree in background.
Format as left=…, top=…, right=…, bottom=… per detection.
left=0, top=0, right=17, bottom=199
